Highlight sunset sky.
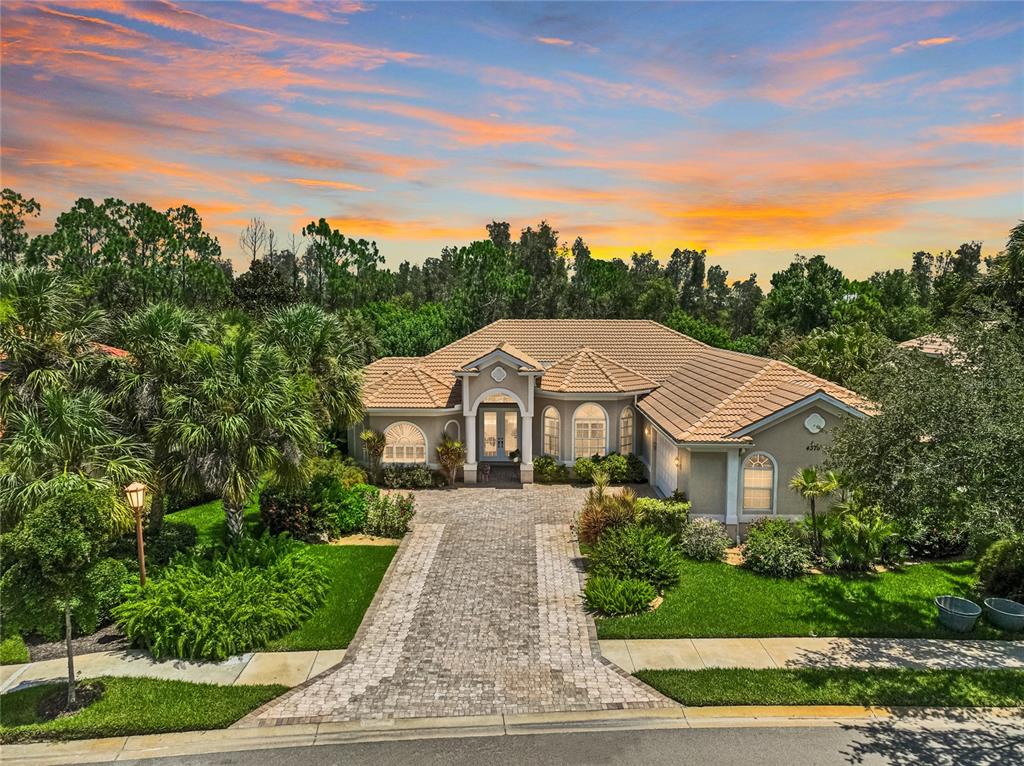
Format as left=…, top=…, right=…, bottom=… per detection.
left=1, top=1, right=1022, bottom=279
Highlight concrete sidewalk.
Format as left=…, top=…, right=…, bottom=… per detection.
left=4, top=637, right=1023, bottom=696
left=599, top=637, right=1024, bottom=672
left=0, top=648, right=347, bottom=694
left=4, top=706, right=1022, bottom=766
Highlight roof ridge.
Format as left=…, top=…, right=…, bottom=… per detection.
left=579, top=346, right=656, bottom=385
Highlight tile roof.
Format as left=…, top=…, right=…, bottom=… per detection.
left=361, top=320, right=871, bottom=441
left=456, top=342, right=544, bottom=372
left=899, top=333, right=954, bottom=358
left=540, top=347, right=656, bottom=393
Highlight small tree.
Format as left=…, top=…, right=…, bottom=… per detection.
left=436, top=439, right=466, bottom=486
left=789, top=467, right=838, bottom=555
left=1, top=489, right=113, bottom=707
left=361, top=429, right=386, bottom=484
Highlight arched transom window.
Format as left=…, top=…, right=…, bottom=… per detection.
left=742, top=453, right=775, bottom=513
left=574, top=403, right=608, bottom=459
left=383, top=422, right=427, bottom=464
left=619, top=407, right=635, bottom=455
left=543, top=406, right=560, bottom=457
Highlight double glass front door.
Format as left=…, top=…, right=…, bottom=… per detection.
left=481, top=408, right=519, bottom=460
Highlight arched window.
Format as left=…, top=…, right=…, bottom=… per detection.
left=542, top=406, right=560, bottom=457
left=742, top=453, right=776, bottom=513
left=619, top=407, right=635, bottom=455
left=443, top=419, right=461, bottom=441
left=573, top=403, right=608, bottom=459
left=383, top=422, right=427, bottom=464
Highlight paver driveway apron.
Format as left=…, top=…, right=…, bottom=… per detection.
left=242, top=485, right=671, bottom=725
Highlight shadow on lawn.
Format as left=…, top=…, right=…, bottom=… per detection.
left=842, top=711, right=1024, bottom=765
left=793, top=561, right=989, bottom=639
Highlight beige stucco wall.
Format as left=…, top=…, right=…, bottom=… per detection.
left=360, top=412, right=455, bottom=469
left=742, top=403, right=842, bottom=518
left=533, top=394, right=641, bottom=464
left=462, top=358, right=533, bottom=415
left=687, top=450, right=727, bottom=516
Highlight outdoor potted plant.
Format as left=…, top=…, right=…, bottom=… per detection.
left=934, top=595, right=982, bottom=633
left=509, top=449, right=521, bottom=463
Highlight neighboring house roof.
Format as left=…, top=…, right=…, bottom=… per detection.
left=540, top=347, right=656, bottom=393
left=362, top=319, right=871, bottom=440
left=899, top=333, right=953, bottom=358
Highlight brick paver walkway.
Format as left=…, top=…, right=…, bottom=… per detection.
left=241, top=485, right=671, bottom=725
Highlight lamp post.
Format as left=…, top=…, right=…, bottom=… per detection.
left=125, top=482, right=148, bottom=586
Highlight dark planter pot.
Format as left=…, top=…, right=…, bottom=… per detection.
left=935, top=595, right=981, bottom=633
left=983, top=597, right=1024, bottom=632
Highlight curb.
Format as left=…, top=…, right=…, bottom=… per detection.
left=5, top=706, right=1021, bottom=765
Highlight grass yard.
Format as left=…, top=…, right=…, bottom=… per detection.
left=598, top=558, right=1016, bottom=640
left=165, top=496, right=262, bottom=545
left=0, top=677, right=286, bottom=743
left=266, top=544, right=397, bottom=651
left=635, top=668, right=1024, bottom=707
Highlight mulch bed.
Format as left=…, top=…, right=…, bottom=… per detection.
left=37, top=680, right=105, bottom=721
left=27, top=625, right=130, bottom=663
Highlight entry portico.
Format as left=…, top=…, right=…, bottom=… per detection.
left=354, top=320, right=871, bottom=535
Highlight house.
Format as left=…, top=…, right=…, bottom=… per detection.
left=898, top=333, right=954, bottom=359
left=354, top=319, right=871, bottom=534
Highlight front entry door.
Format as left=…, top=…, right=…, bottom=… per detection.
left=481, top=408, right=519, bottom=460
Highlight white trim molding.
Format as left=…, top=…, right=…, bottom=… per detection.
left=739, top=450, right=778, bottom=518
left=468, top=386, right=531, bottom=417
left=729, top=392, right=867, bottom=438
left=572, top=402, right=609, bottom=459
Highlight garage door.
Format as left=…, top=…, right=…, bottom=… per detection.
left=655, top=431, right=676, bottom=497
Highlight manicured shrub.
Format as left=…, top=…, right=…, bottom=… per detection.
left=600, top=454, right=630, bottom=483
left=590, top=524, right=681, bottom=591
left=813, top=504, right=902, bottom=572
left=898, top=508, right=969, bottom=559
left=0, top=634, right=29, bottom=665
left=680, top=518, right=730, bottom=562
left=584, top=576, right=656, bottom=616
left=534, top=455, right=570, bottom=484
left=114, top=533, right=327, bottom=661
left=578, top=482, right=637, bottom=546
left=364, top=492, right=416, bottom=538
left=573, top=457, right=598, bottom=484
left=977, top=537, right=1024, bottom=600
left=635, top=497, right=691, bottom=540
left=304, top=454, right=367, bottom=488
left=259, top=484, right=332, bottom=542
left=320, top=482, right=379, bottom=535
left=75, top=558, right=133, bottom=634
left=381, top=464, right=436, bottom=489
left=742, top=518, right=811, bottom=578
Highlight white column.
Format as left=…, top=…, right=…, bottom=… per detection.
left=520, top=414, right=533, bottom=483
left=464, top=413, right=477, bottom=483
left=725, top=449, right=740, bottom=528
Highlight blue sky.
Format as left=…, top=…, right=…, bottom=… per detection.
left=1, top=1, right=1021, bottom=278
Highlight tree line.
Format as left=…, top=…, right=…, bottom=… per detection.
left=2, top=188, right=1021, bottom=390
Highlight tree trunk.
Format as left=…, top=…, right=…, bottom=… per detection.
left=810, top=497, right=820, bottom=555
left=225, top=500, right=245, bottom=542
left=65, top=602, right=76, bottom=708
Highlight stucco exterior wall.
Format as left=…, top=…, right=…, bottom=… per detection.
left=742, top=403, right=842, bottom=518
left=687, top=450, right=727, bottom=516
left=462, top=359, right=532, bottom=414
left=533, top=394, right=640, bottom=464
left=363, top=412, right=453, bottom=469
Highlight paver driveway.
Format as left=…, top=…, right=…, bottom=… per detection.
left=243, top=485, right=671, bottom=725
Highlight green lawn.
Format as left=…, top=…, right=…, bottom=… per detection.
left=165, top=496, right=262, bottom=545
left=266, top=544, right=397, bottom=651
left=598, top=558, right=1017, bottom=639
left=635, top=668, right=1024, bottom=707
left=0, top=677, right=286, bottom=743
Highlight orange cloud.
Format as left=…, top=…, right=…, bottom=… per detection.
left=534, top=36, right=573, bottom=47
left=287, top=178, right=373, bottom=192
left=932, top=117, right=1024, bottom=147
left=892, top=36, right=957, bottom=53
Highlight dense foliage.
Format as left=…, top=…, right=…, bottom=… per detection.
left=742, top=518, right=811, bottom=578
left=811, top=504, right=901, bottom=572
left=589, top=524, right=681, bottom=592
left=533, top=455, right=570, bottom=483
left=635, top=497, right=692, bottom=541
left=577, top=475, right=637, bottom=545
left=976, top=537, right=1024, bottom=600
left=679, top=518, right=731, bottom=562
left=363, top=492, right=416, bottom=538
left=113, top=533, right=327, bottom=661
left=381, top=464, right=436, bottom=489
left=573, top=452, right=645, bottom=484
left=583, top=575, right=656, bottom=616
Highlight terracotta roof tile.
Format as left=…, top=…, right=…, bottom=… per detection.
left=899, top=333, right=953, bottom=358
left=456, top=342, right=544, bottom=372
left=363, top=360, right=459, bottom=409
left=540, top=347, right=656, bottom=393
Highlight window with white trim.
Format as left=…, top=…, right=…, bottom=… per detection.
left=742, top=453, right=775, bottom=512
left=542, top=407, right=560, bottom=457
left=383, top=422, right=427, bottom=464
left=619, top=407, right=634, bottom=455
left=574, top=403, right=607, bottom=459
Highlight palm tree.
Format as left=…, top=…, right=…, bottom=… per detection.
left=259, top=304, right=365, bottom=433
left=0, top=266, right=107, bottom=422
left=0, top=385, right=148, bottom=526
left=155, top=332, right=319, bottom=540
left=360, top=429, right=386, bottom=484
left=789, top=467, right=839, bottom=555
left=112, top=302, right=210, bottom=532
